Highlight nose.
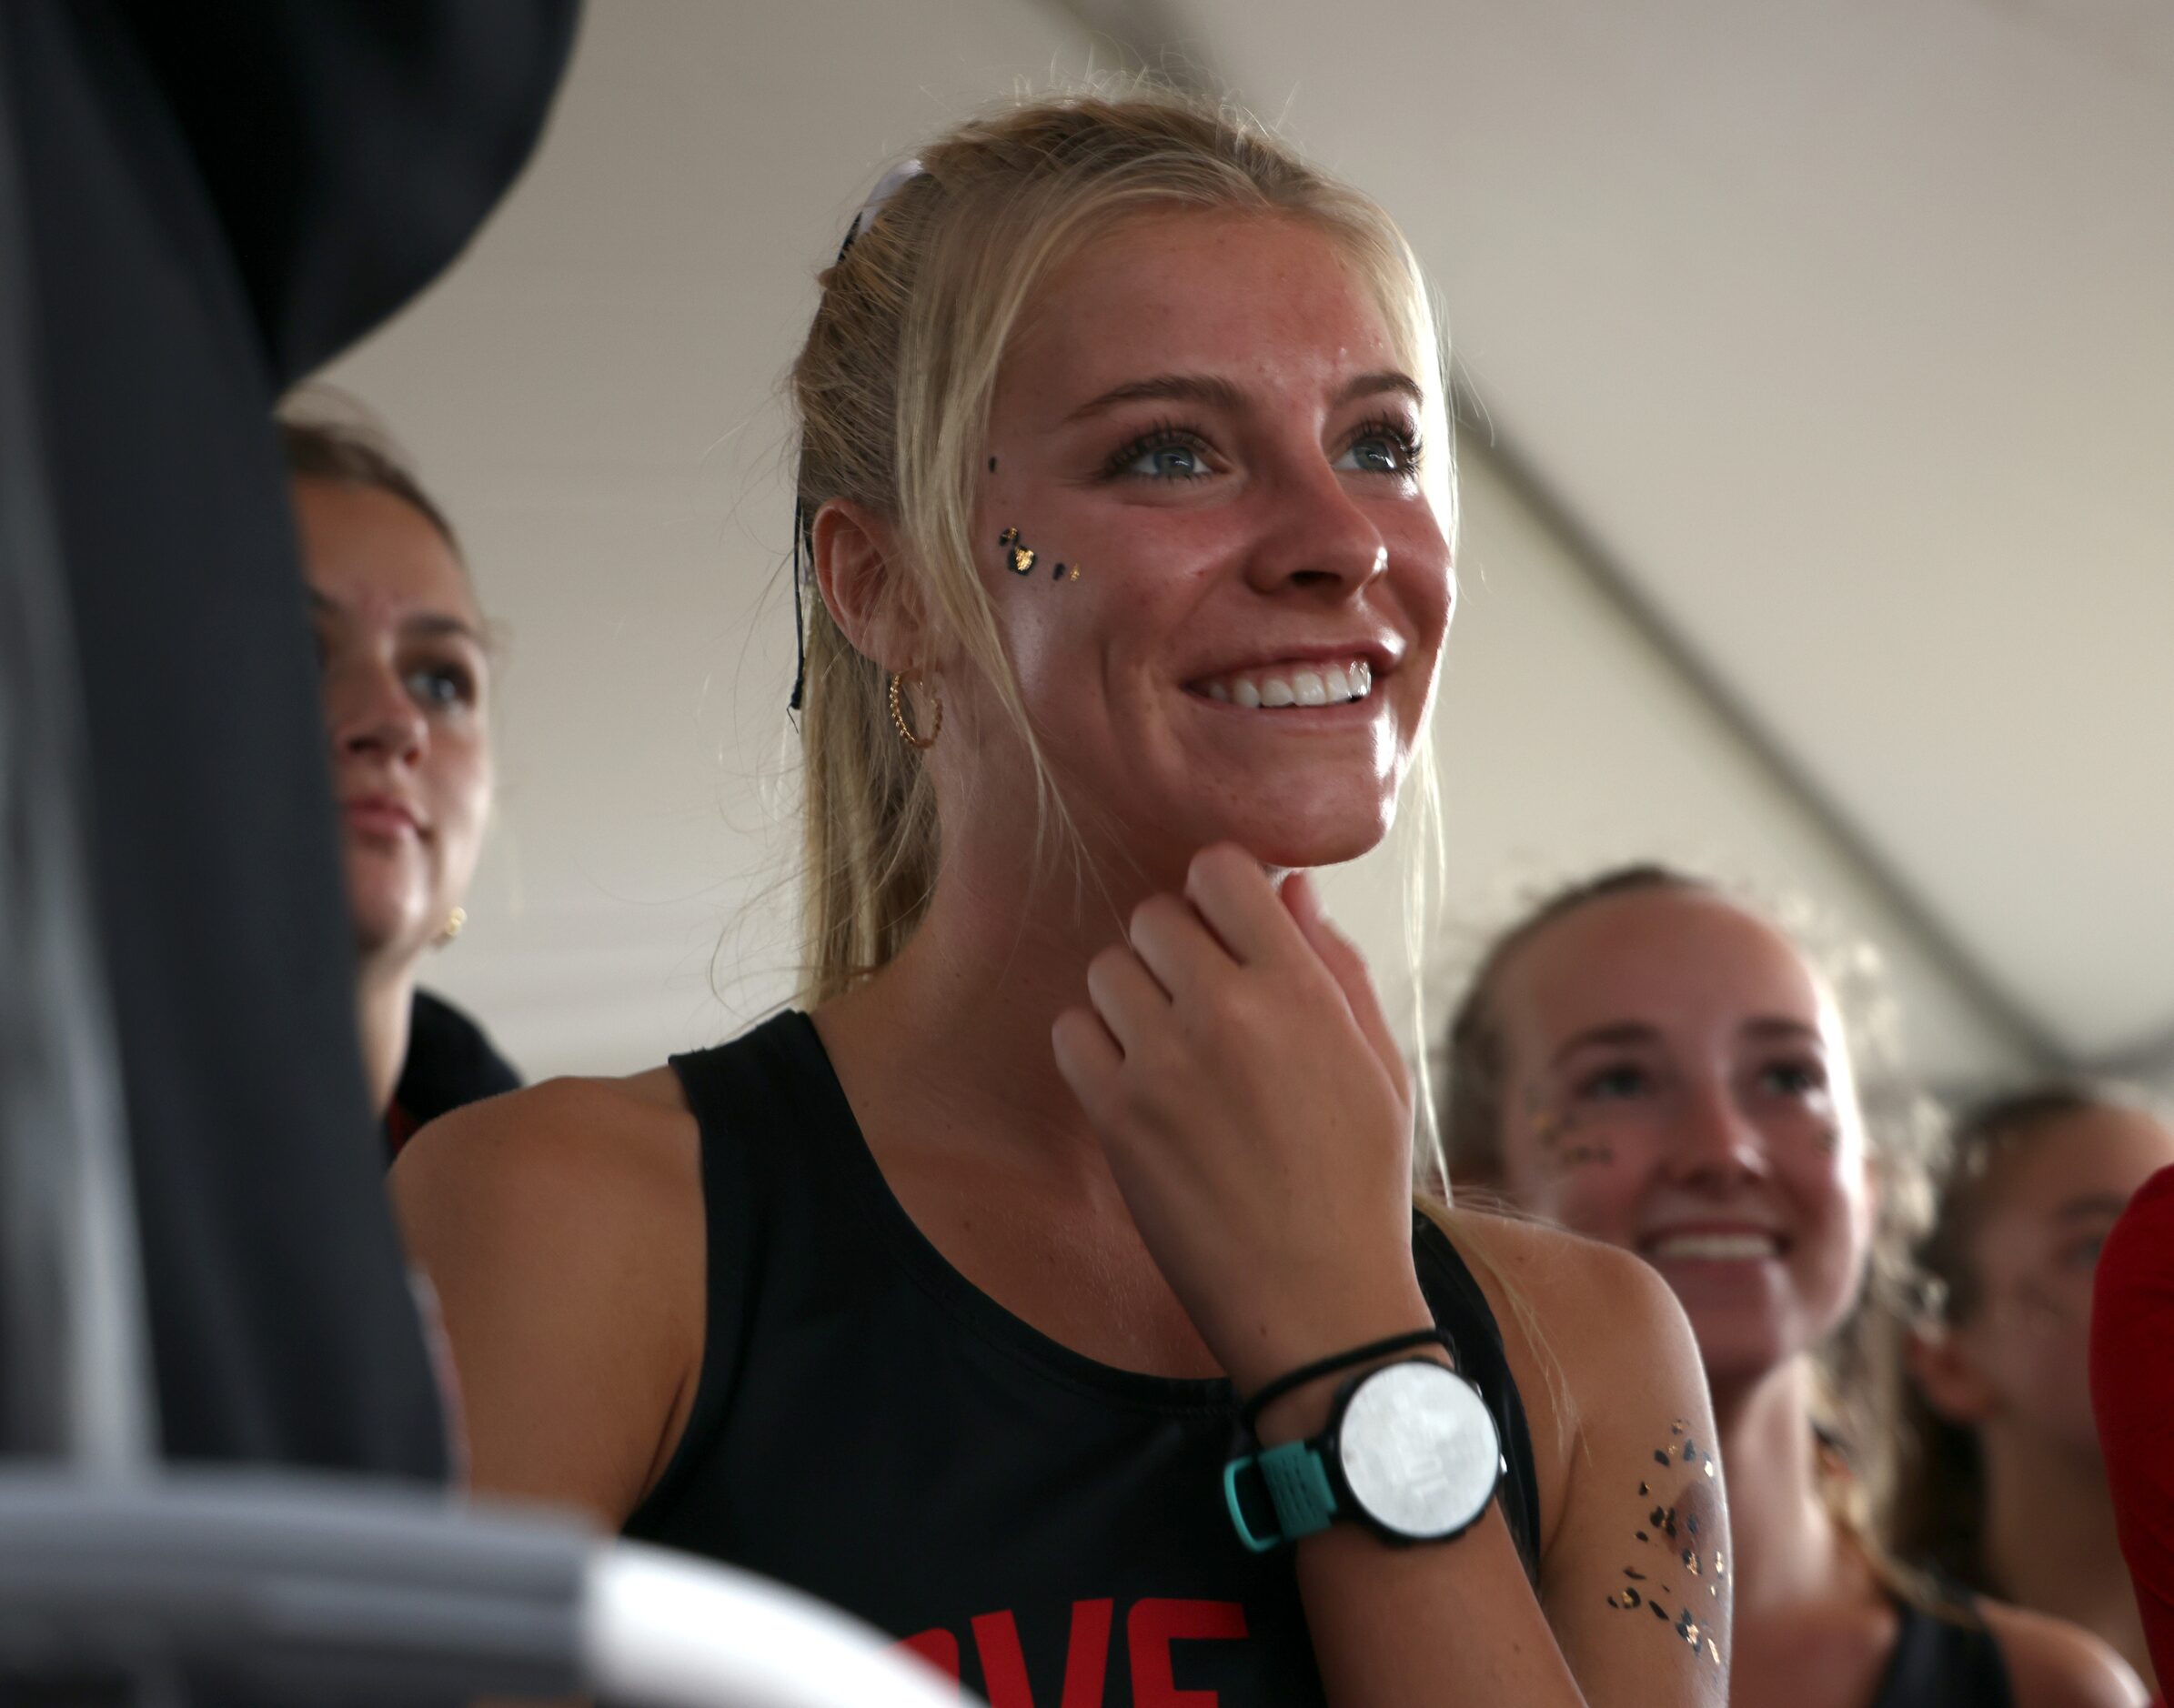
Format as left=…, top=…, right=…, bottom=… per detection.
left=1242, top=453, right=1390, bottom=600
left=328, top=656, right=426, bottom=767
left=1666, top=1076, right=1770, bottom=1188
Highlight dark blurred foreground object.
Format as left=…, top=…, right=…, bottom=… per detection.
left=0, top=0, right=574, bottom=1475
left=2091, top=1163, right=2174, bottom=1694
left=388, top=990, right=522, bottom=1161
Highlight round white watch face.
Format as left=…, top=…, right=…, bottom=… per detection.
left=1336, top=1361, right=1501, bottom=1540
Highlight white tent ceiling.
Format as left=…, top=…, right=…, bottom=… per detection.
left=325, top=0, right=2173, bottom=1090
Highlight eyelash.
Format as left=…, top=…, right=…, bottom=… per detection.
left=1095, top=415, right=1426, bottom=481
left=1100, top=418, right=1212, bottom=481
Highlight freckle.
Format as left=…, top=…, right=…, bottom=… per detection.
left=1651, top=1602, right=1669, bottom=1622
left=988, top=457, right=998, bottom=471
left=1654, top=1450, right=1670, bottom=1466
left=1636, top=1531, right=1649, bottom=1542
left=1638, top=1482, right=1650, bottom=1497
left=1625, top=1569, right=1646, bottom=1581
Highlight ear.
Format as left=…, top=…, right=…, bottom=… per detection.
left=810, top=497, right=924, bottom=670
left=1905, top=1321, right=2000, bottom=1425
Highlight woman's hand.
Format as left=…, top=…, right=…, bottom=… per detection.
left=1051, top=843, right=1427, bottom=1395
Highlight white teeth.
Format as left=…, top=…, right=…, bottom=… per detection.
left=1650, top=1233, right=1780, bottom=1262
left=1197, top=659, right=1374, bottom=709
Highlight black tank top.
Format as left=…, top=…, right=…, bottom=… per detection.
left=627, top=1010, right=1543, bottom=1704
left=1867, top=1597, right=2015, bottom=1708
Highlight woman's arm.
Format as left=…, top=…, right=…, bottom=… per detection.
left=389, top=1071, right=706, bottom=1525
left=1052, top=846, right=1727, bottom=1707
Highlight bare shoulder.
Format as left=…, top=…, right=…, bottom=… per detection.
left=1432, top=1208, right=1710, bottom=1539
left=393, top=1066, right=697, bottom=1226
left=1980, top=1599, right=2148, bottom=1708
left=391, top=1068, right=706, bottom=1523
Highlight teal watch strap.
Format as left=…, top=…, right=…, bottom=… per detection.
left=1223, top=1442, right=1338, bottom=1552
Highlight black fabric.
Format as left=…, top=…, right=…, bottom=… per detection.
left=2, top=0, right=575, bottom=1475
left=1868, top=1596, right=2016, bottom=1708
left=388, top=989, right=522, bottom=1155
left=629, top=1010, right=1543, bottom=1705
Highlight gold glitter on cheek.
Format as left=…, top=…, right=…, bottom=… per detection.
left=1708, top=1639, right=1721, bottom=1665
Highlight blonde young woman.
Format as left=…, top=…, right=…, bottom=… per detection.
left=395, top=93, right=1731, bottom=1706
left=1443, top=866, right=2144, bottom=1708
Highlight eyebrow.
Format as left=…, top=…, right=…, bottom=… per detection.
left=308, top=588, right=484, bottom=648
left=1062, top=368, right=1423, bottom=426
left=1743, top=1018, right=1824, bottom=1045
left=1550, top=1022, right=1662, bottom=1068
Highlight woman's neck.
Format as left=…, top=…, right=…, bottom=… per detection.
left=818, top=835, right=1167, bottom=1180
left=1980, top=1421, right=2158, bottom=1691
left=357, top=958, right=415, bottom=1120
left=1710, top=1358, right=1859, bottom=1615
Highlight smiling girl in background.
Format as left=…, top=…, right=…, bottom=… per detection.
left=396, top=88, right=1734, bottom=1706
left=1444, top=865, right=2143, bottom=1708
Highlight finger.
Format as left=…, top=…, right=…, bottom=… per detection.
left=1127, top=891, right=1231, bottom=1001
left=1282, top=871, right=1404, bottom=1084
left=1083, top=941, right=1173, bottom=1060
left=1181, top=843, right=1305, bottom=968
left=1051, top=1005, right=1126, bottom=1125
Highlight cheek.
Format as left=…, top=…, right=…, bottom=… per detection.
left=1500, top=1127, right=1645, bottom=1246
left=428, top=734, right=493, bottom=856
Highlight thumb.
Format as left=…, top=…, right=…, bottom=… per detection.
left=1280, top=871, right=1408, bottom=1099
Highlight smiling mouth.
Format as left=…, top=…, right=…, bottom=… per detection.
left=1644, top=1231, right=1786, bottom=1262
left=1190, top=658, right=1374, bottom=709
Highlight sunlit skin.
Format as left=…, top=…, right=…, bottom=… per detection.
left=1492, top=887, right=1875, bottom=1388
left=1913, top=1103, right=2174, bottom=1693
left=1486, top=885, right=2145, bottom=1707
left=295, top=477, right=492, bottom=1112
left=858, top=210, right=1454, bottom=891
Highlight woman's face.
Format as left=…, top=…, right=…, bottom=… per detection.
left=295, top=477, right=492, bottom=972
left=1489, top=888, right=1876, bottom=1391
left=1942, top=1105, right=2174, bottom=1454
left=960, top=211, right=1454, bottom=876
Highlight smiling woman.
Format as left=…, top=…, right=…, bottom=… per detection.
left=1444, top=865, right=2146, bottom=1708
left=394, top=86, right=1729, bottom=1708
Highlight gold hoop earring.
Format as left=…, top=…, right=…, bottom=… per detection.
left=889, top=669, right=941, bottom=751
left=438, top=907, right=467, bottom=945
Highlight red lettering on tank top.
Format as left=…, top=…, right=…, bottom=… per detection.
left=1127, top=1598, right=1249, bottom=1706
left=1059, top=1599, right=1114, bottom=1704
left=970, top=1601, right=1113, bottom=1707
left=896, top=1626, right=961, bottom=1684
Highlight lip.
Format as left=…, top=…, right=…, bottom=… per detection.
left=341, top=794, right=426, bottom=839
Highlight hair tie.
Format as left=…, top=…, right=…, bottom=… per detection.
left=837, top=157, right=925, bottom=259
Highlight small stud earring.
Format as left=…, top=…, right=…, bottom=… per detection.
left=438, top=907, right=467, bottom=945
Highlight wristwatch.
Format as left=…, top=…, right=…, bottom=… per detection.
left=1223, top=1358, right=1505, bottom=1551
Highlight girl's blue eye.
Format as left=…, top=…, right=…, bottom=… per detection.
left=1334, top=419, right=1422, bottom=477
left=1579, top=1064, right=1650, bottom=1101
left=407, top=664, right=475, bottom=709
left=1106, top=432, right=1213, bottom=481
left=1760, top=1061, right=1827, bottom=1099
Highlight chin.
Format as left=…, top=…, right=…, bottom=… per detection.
left=1209, top=794, right=1394, bottom=871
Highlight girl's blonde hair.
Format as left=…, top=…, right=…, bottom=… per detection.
left=790, top=85, right=1452, bottom=1004
left=1438, top=865, right=1951, bottom=1600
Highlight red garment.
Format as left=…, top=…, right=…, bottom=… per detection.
left=2092, top=1163, right=2174, bottom=1693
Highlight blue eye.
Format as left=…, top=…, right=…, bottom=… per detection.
left=1759, top=1060, right=1827, bottom=1099
left=1579, top=1064, right=1650, bottom=1102
left=1334, top=417, right=1423, bottom=477
left=1104, top=427, right=1214, bottom=482
left=406, top=664, right=475, bottom=709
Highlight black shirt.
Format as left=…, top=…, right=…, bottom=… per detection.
left=627, top=1011, right=1542, bottom=1705
left=1869, top=1597, right=2016, bottom=1708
